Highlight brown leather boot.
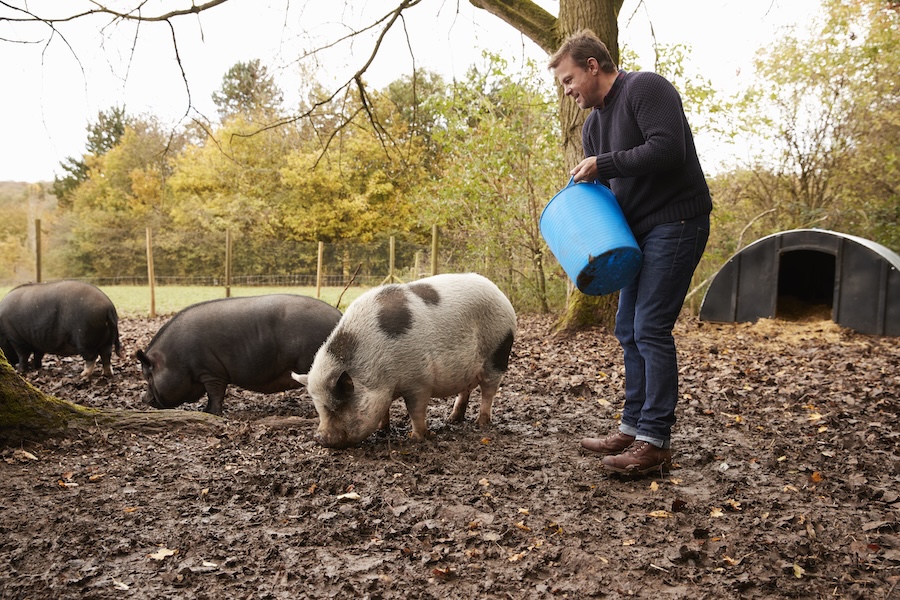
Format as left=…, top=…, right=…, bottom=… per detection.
left=601, top=441, right=672, bottom=475
left=580, top=431, right=636, bottom=455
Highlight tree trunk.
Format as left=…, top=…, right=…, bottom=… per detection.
left=472, top=0, right=624, bottom=332
left=0, top=352, right=223, bottom=447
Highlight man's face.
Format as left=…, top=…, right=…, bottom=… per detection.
left=553, top=55, right=602, bottom=109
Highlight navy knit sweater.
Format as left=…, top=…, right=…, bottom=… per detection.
left=583, top=70, right=713, bottom=235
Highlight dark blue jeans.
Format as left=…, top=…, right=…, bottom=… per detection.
left=614, top=214, right=710, bottom=448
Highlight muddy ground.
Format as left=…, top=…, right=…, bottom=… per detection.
left=1, top=312, right=898, bottom=599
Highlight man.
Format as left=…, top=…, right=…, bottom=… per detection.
left=549, top=30, right=712, bottom=475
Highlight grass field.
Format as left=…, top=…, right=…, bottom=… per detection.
left=0, top=284, right=368, bottom=317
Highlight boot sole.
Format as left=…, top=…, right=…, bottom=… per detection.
left=601, top=460, right=672, bottom=476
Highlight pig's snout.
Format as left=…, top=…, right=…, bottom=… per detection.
left=141, top=390, right=163, bottom=409
left=313, top=429, right=354, bottom=449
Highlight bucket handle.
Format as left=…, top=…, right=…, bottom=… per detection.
left=566, top=176, right=602, bottom=187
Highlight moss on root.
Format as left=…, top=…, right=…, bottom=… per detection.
left=0, top=352, right=222, bottom=446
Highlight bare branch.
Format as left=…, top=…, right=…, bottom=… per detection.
left=0, top=0, right=231, bottom=25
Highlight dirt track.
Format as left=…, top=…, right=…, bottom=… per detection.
left=1, top=314, right=898, bottom=599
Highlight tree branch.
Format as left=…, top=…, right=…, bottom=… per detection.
left=468, top=0, right=557, bottom=53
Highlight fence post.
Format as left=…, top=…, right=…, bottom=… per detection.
left=382, top=236, right=402, bottom=284
left=316, top=241, right=324, bottom=298
left=146, top=227, right=156, bottom=318
left=34, top=219, right=42, bottom=283
left=225, top=229, right=232, bottom=298
left=431, top=224, right=439, bottom=276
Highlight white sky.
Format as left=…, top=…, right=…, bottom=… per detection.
left=0, top=0, right=822, bottom=183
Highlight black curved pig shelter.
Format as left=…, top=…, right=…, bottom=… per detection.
left=700, top=229, right=900, bottom=335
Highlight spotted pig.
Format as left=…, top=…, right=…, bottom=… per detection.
left=293, top=273, right=517, bottom=448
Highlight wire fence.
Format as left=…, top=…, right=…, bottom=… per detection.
left=3, top=221, right=567, bottom=313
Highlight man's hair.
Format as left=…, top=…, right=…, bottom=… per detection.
left=548, top=29, right=617, bottom=73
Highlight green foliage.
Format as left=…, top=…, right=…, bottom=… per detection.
left=212, top=59, right=284, bottom=122
left=724, top=0, right=899, bottom=250
left=415, top=53, right=567, bottom=312
left=52, top=106, right=127, bottom=208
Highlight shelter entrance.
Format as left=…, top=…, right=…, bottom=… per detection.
left=776, top=250, right=835, bottom=319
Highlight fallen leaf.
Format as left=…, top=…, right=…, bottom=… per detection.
left=478, top=478, right=490, bottom=487
left=792, top=563, right=805, bottom=578
left=710, top=507, right=724, bottom=518
left=649, top=481, right=659, bottom=492
left=112, top=579, right=130, bottom=591
left=148, top=547, right=177, bottom=561
left=809, top=471, right=824, bottom=483
left=336, top=492, right=361, bottom=501
left=13, top=450, right=38, bottom=461
left=514, top=521, right=531, bottom=532
left=517, top=508, right=529, bottom=515
left=648, top=510, right=671, bottom=518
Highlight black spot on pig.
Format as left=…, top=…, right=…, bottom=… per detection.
left=327, top=329, right=359, bottom=364
left=491, top=330, right=515, bottom=372
left=409, top=283, right=440, bottom=306
left=375, top=286, right=412, bottom=337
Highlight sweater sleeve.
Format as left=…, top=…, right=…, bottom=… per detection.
left=610, top=72, right=687, bottom=176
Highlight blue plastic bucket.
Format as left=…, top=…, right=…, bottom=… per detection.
left=540, top=177, right=642, bottom=296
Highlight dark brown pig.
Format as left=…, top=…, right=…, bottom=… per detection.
left=136, top=294, right=341, bottom=415
left=0, top=280, right=123, bottom=378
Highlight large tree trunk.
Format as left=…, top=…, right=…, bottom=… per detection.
left=0, top=352, right=223, bottom=446
left=472, top=0, right=625, bottom=332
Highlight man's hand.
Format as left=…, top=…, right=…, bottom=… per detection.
left=570, top=156, right=599, bottom=183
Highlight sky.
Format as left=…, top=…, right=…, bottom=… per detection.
left=0, top=0, right=823, bottom=183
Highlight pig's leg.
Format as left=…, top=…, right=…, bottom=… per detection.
left=202, top=380, right=228, bottom=416
left=449, top=391, right=471, bottom=423
left=476, top=379, right=502, bottom=427
left=31, top=350, right=44, bottom=371
left=80, top=358, right=97, bottom=378
left=377, top=403, right=391, bottom=431
left=403, top=394, right=432, bottom=441
left=99, top=349, right=114, bottom=377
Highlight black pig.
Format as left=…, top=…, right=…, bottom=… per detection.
left=0, top=280, right=123, bottom=378
left=136, top=294, right=341, bottom=415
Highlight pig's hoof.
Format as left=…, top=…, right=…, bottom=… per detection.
left=475, top=417, right=492, bottom=428
left=408, top=430, right=433, bottom=442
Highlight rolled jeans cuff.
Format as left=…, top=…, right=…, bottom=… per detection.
left=619, top=423, right=638, bottom=437
left=635, top=434, right=670, bottom=449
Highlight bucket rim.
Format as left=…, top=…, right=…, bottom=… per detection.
left=540, top=178, right=617, bottom=227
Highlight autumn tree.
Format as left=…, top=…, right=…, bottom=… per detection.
left=54, top=115, right=184, bottom=279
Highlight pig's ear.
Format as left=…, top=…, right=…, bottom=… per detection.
left=336, top=371, right=354, bottom=399
left=291, top=372, right=309, bottom=386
